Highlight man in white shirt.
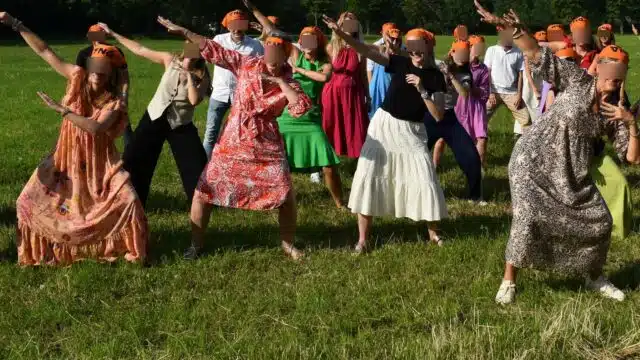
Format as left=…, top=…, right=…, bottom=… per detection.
left=484, top=26, right=530, bottom=138
left=203, top=10, right=264, bottom=158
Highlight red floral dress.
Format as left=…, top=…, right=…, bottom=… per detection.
left=196, top=39, right=312, bottom=210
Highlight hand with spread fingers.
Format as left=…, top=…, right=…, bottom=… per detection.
left=474, top=0, right=504, bottom=26
left=321, top=15, right=339, bottom=31
left=600, top=98, right=635, bottom=124
left=250, top=21, right=263, bottom=33
left=502, top=9, right=521, bottom=26
left=405, top=74, right=425, bottom=93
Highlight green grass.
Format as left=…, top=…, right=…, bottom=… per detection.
left=1, top=35, right=640, bottom=359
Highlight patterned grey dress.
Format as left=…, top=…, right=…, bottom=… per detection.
left=506, top=46, right=628, bottom=275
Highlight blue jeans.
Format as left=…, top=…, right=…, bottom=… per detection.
left=203, top=98, right=230, bottom=158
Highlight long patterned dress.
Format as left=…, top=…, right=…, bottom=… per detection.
left=321, top=47, right=369, bottom=158
left=506, top=47, right=626, bottom=274
left=195, top=39, right=312, bottom=210
left=16, top=68, right=148, bottom=265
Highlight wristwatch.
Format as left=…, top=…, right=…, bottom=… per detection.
left=420, top=90, right=430, bottom=100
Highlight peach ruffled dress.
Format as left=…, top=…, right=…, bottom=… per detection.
left=16, top=67, right=148, bottom=265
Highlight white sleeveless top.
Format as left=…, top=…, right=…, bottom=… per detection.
left=147, top=58, right=207, bottom=129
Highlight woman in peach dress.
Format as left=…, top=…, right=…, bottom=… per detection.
left=1, top=12, right=148, bottom=265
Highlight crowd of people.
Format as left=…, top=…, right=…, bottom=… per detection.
left=1, top=0, right=640, bottom=305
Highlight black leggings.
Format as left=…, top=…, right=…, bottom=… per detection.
left=424, top=109, right=482, bottom=200
left=123, top=111, right=208, bottom=207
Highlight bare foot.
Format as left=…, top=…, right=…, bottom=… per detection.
left=281, top=242, right=304, bottom=261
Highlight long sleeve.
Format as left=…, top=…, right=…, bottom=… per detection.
left=604, top=120, right=630, bottom=162
left=475, top=65, right=491, bottom=103
left=285, top=80, right=312, bottom=118
left=529, top=46, right=591, bottom=94
left=199, top=38, right=246, bottom=76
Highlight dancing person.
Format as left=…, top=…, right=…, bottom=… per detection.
left=431, top=40, right=473, bottom=167
left=570, top=16, right=598, bottom=70
left=247, top=6, right=345, bottom=207
left=485, top=25, right=529, bottom=139
left=77, top=24, right=132, bottom=151
left=156, top=16, right=312, bottom=260
left=473, top=2, right=633, bottom=304
left=595, top=24, right=616, bottom=50
left=323, top=16, right=448, bottom=252
left=322, top=12, right=370, bottom=159
left=1, top=12, right=148, bottom=265
left=99, top=23, right=211, bottom=208
left=425, top=40, right=484, bottom=203
left=455, top=35, right=491, bottom=168
left=537, top=47, right=577, bottom=114
left=202, top=10, right=263, bottom=158
left=368, top=23, right=402, bottom=118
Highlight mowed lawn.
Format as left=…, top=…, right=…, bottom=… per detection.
left=1, top=35, right=640, bottom=359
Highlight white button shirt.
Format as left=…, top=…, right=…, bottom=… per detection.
left=484, top=45, right=524, bottom=95
left=210, top=33, right=264, bottom=103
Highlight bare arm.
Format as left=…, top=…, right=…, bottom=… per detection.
left=626, top=122, right=640, bottom=164
left=0, top=13, right=75, bottom=79
left=425, top=93, right=445, bottom=122
left=102, top=25, right=173, bottom=66
left=517, top=71, right=524, bottom=98
left=447, top=72, right=469, bottom=98
left=243, top=0, right=277, bottom=38
left=298, top=63, right=333, bottom=83
left=66, top=110, right=121, bottom=135
left=322, top=15, right=389, bottom=66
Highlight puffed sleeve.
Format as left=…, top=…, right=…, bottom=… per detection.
left=199, top=38, right=246, bottom=76
left=529, top=46, right=591, bottom=94
left=285, top=80, right=312, bottom=118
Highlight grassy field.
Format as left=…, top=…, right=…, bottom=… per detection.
left=1, top=34, right=640, bottom=359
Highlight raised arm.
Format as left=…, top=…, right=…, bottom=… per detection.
left=243, top=0, right=277, bottom=38
left=474, top=3, right=586, bottom=93
left=98, top=23, right=172, bottom=67
left=0, top=12, right=75, bottom=79
left=322, top=15, right=389, bottom=67
left=157, top=16, right=245, bottom=74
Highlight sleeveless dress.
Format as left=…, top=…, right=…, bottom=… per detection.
left=16, top=67, right=148, bottom=265
left=276, top=54, right=340, bottom=171
left=321, top=47, right=369, bottom=158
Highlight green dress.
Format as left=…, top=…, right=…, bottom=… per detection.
left=277, top=54, right=340, bottom=172
left=591, top=154, right=633, bottom=239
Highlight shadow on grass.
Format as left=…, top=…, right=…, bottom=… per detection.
left=145, top=191, right=190, bottom=213
left=0, top=205, right=16, bottom=227
left=144, top=211, right=511, bottom=265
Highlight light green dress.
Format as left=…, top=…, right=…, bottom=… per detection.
left=591, top=154, right=633, bottom=239
left=277, top=53, right=340, bottom=172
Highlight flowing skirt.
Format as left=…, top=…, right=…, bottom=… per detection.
left=348, top=109, right=448, bottom=221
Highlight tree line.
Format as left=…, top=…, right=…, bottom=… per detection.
left=1, top=0, right=639, bottom=38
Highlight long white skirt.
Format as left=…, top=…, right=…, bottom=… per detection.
left=348, top=109, right=448, bottom=221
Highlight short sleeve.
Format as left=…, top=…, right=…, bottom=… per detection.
left=483, top=47, right=493, bottom=68
left=517, top=53, right=525, bottom=72
left=530, top=46, right=591, bottom=94
left=367, top=58, right=375, bottom=72
left=385, top=55, right=407, bottom=74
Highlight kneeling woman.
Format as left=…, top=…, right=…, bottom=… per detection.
left=1, top=13, right=148, bottom=265
left=157, top=17, right=312, bottom=260
left=99, top=23, right=210, bottom=208
left=323, top=16, right=448, bottom=253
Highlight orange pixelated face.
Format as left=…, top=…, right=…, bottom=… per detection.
left=451, top=41, right=470, bottom=64
left=534, top=31, right=547, bottom=42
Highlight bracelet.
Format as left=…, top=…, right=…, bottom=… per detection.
left=420, top=90, right=431, bottom=100
left=61, top=108, right=72, bottom=117
left=11, top=19, right=23, bottom=32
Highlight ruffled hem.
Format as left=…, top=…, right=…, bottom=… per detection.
left=17, top=219, right=147, bottom=266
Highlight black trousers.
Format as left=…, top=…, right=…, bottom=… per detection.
left=123, top=111, right=208, bottom=207
left=424, top=109, right=483, bottom=200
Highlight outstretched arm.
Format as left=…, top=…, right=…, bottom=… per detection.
left=0, top=12, right=75, bottom=79
left=99, top=23, right=173, bottom=67
left=322, top=15, right=389, bottom=67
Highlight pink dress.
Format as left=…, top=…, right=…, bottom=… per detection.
left=195, top=39, right=312, bottom=210
left=16, top=68, right=148, bottom=265
left=455, top=62, right=490, bottom=140
left=321, top=47, right=369, bottom=158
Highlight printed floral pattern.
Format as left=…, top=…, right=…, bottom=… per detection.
left=195, top=39, right=312, bottom=210
left=16, top=67, right=148, bottom=265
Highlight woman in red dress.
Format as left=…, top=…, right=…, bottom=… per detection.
left=321, top=12, right=370, bottom=158
left=157, top=17, right=312, bottom=260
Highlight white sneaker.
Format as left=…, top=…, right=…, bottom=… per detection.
left=585, top=276, right=625, bottom=301
left=310, top=172, right=322, bottom=184
left=495, top=280, right=516, bottom=305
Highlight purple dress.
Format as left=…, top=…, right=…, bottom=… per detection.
left=455, top=62, right=490, bottom=140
